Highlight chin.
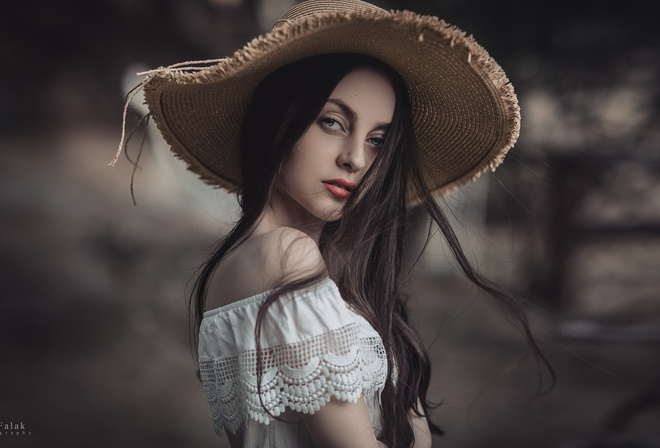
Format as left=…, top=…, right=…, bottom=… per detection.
left=311, top=203, right=344, bottom=222
left=314, top=210, right=342, bottom=223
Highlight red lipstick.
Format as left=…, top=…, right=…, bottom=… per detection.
left=322, top=179, right=355, bottom=199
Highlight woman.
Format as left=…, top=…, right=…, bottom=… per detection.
left=116, top=1, right=552, bottom=446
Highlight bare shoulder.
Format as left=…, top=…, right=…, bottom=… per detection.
left=205, top=227, right=326, bottom=310
left=259, top=227, right=325, bottom=280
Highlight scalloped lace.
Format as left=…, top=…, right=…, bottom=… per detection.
left=200, top=322, right=387, bottom=435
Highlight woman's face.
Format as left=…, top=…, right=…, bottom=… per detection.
left=274, top=67, right=396, bottom=225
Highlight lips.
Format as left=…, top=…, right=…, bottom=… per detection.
left=322, top=179, right=355, bottom=199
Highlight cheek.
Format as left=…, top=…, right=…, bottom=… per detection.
left=359, top=149, right=380, bottom=177
left=281, top=150, right=309, bottom=186
left=366, top=151, right=378, bottom=169
left=286, top=133, right=327, bottom=175
left=277, top=148, right=315, bottom=194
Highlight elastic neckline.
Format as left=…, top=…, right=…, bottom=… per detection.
left=202, top=277, right=336, bottom=319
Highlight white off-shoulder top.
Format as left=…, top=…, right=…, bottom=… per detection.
left=198, top=278, right=388, bottom=447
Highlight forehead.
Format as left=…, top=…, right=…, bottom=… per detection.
left=327, top=68, right=396, bottom=124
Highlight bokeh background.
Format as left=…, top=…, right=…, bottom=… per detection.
left=1, top=0, right=659, bottom=446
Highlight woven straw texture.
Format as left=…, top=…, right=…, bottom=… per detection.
left=142, top=0, right=520, bottom=197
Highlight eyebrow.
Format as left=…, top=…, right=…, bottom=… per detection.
left=326, top=98, right=391, bottom=132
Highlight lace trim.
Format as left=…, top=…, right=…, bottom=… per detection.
left=200, top=323, right=387, bottom=434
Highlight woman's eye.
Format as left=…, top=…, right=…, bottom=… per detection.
left=368, top=137, right=385, bottom=148
left=321, top=117, right=342, bottom=130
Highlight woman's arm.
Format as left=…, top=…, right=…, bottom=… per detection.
left=303, top=397, right=432, bottom=448
left=410, top=399, right=432, bottom=448
left=302, top=395, right=387, bottom=448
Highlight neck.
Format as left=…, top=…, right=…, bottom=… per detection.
left=254, top=188, right=325, bottom=244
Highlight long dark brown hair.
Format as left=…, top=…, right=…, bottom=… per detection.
left=191, top=53, right=554, bottom=448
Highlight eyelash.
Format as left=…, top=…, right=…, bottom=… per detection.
left=320, top=117, right=343, bottom=131
left=320, top=117, right=386, bottom=148
left=368, top=137, right=385, bottom=148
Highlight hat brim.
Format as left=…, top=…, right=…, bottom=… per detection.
left=143, top=8, right=520, bottom=198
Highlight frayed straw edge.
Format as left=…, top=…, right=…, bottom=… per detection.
left=142, top=85, right=241, bottom=192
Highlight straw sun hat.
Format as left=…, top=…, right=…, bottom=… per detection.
left=116, top=0, right=520, bottom=197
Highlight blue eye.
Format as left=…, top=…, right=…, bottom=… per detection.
left=368, top=137, right=385, bottom=148
left=321, top=117, right=342, bottom=130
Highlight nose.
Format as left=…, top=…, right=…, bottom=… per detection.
left=337, top=136, right=366, bottom=172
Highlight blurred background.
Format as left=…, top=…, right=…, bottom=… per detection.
left=1, top=0, right=659, bottom=446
